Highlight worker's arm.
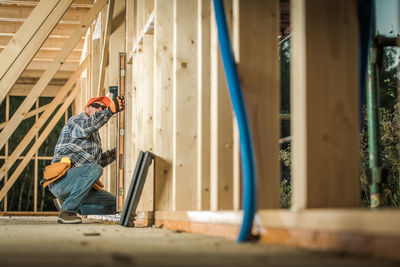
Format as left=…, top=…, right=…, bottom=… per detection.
left=99, top=147, right=116, bottom=167
left=69, top=108, right=113, bottom=138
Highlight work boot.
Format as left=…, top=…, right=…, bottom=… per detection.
left=53, top=198, right=64, bottom=211
left=57, top=210, right=82, bottom=224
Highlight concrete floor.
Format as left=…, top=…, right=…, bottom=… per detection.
left=0, top=217, right=398, bottom=267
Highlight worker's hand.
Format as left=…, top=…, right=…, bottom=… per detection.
left=110, top=95, right=125, bottom=113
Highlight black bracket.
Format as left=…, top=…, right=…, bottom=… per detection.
left=119, top=151, right=155, bottom=227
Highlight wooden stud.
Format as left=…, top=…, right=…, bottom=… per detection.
left=97, top=0, right=115, bottom=96
left=196, top=0, right=211, bottom=210
left=34, top=99, right=38, bottom=212
left=172, top=0, right=198, bottom=211
left=291, top=0, right=359, bottom=208
left=237, top=0, right=280, bottom=209
left=4, top=96, right=9, bottom=212
left=0, top=0, right=107, bottom=152
left=154, top=0, right=173, bottom=211
left=0, top=0, right=73, bottom=106
left=210, top=0, right=234, bottom=210
left=136, top=34, right=154, bottom=212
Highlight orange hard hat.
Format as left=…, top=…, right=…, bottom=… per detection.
left=85, top=96, right=111, bottom=108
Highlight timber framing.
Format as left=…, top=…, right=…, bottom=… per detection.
left=0, top=0, right=399, bottom=261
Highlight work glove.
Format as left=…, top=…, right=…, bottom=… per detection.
left=110, top=95, right=125, bottom=113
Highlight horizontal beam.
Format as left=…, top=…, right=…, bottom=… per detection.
left=20, top=69, right=73, bottom=79
left=9, top=84, right=60, bottom=97
left=0, top=36, right=84, bottom=50
left=26, top=61, right=79, bottom=72
left=0, top=5, right=89, bottom=24
left=0, top=0, right=93, bottom=8
left=0, top=22, right=82, bottom=38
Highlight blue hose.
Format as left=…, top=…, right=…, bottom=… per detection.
left=213, top=0, right=257, bottom=242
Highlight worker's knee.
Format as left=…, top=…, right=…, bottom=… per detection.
left=88, top=164, right=103, bottom=179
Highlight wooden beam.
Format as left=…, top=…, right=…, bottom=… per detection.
left=238, top=1, right=280, bottom=209
left=0, top=36, right=84, bottom=50
left=96, top=0, right=115, bottom=96
left=0, top=83, right=80, bottom=202
left=9, top=84, right=61, bottom=97
left=0, top=0, right=59, bottom=80
left=291, top=0, right=359, bottom=208
left=136, top=35, right=154, bottom=212
left=210, top=0, right=234, bottom=210
left=0, top=58, right=88, bottom=183
left=0, top=103, right=49, bottom=130
left=0, top=0, right=73, bottom=106
left=0, top=0, right=93, bottom=8
left=0, top=5, right=89, bottom=24
left=154, top=0, right=173, bottom=211
left=7, top=49, right=82, bottom=61
left=0, top=0, right=107, bottom=152
left=0, top=22, right=81, bottom=38
left=196, top=0, right=211, bottom=210
left=172, top=0, right=198, bottom=211
left=26, top=61, right=79, bottom=72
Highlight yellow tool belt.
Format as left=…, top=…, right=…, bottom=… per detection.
left=40, top=157, right=104, bottom=191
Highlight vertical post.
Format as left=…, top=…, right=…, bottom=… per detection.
left=237, top=0, right=280, bottom=209
left=197, top=0, right=211, bottom=210
left=108, top=0, right=126, bottom=194
left=4, top=96, right=9, bottom=212
left=173, top=0, right=198, bottom=210
left=34, top=99, right=39, bottom=212
left=154, top=0, right=174, bottom=211
left=210, top=0, right=234, bottom=211
left=291, top=0, right=360, bottom=209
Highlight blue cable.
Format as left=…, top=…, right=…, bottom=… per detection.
left=213, top=0, right=257, bottom=242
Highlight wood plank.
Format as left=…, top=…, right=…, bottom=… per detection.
left=8, top=84, right=61, bottom=97
left=0, top=36, right=84, bottom=50
left=0, top=0, right=93, bottom=8
left=0, top=83, right=80, bottom=202
left=0, top=5, right=89, bottom=24
left=291, top=0, right=359, bottom=208
left=197, top=0, right=210, bottom=210
left=0, top=0, right=59, bottom=80
left=136, top=35, right=154, bottom=212
left=154, top=0, right=173, bottom=211
left=26, top=61, right=79, bottom=72
left=20, top=70, right=73, bottom=80
left=210, top=0, right=234, bottom=210
left=0, top=21, right=79, bottom=37
left=172, top=0, right=198, bottom=211
left=0, top=58, right=88, bottom=182
left=237, top=0, right=280, bottom=209
left=0, top=0, right=107, bottom=152
left=0, top=103, right=49, bottom=130
left=96, top=0, right=114, bottom=96
left=0, top=0, right=73, bottom=106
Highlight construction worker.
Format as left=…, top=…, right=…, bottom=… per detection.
left=43, top=95, right=125, bottom=224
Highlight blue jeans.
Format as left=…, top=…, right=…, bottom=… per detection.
left=48, top=164, right=116, bottom=215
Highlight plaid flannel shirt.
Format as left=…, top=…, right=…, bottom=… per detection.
left=52, top=108, right=115, bottom=167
